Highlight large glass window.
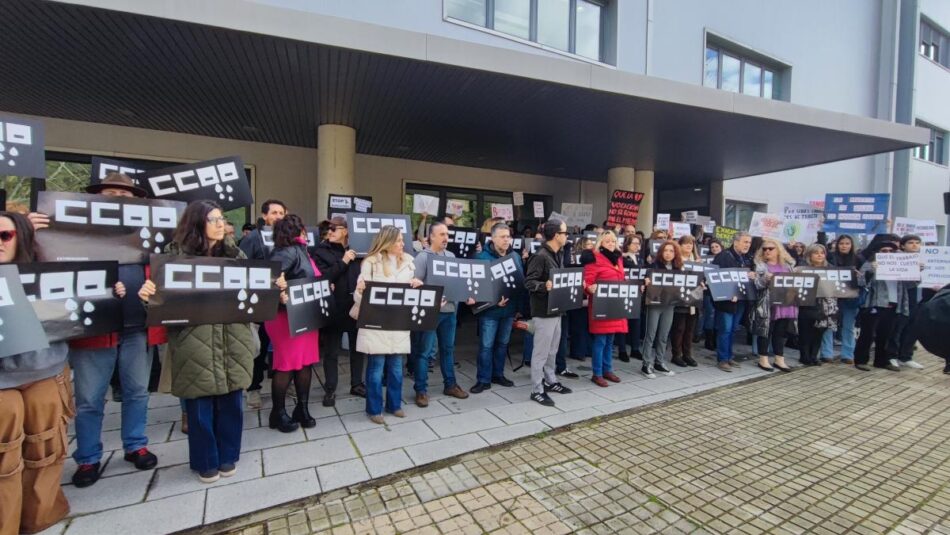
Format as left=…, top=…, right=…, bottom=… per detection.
left=914, top=121, right=948, bottom=166
left=704, top=41, right=785, bottom=100
left=703, top=47, right=719, bottom=88
left=404, top=182, right=551, bottom=233
left=742, top=63, right=761, bottom=97
left=445, top=0, right=607, bottom=62
left=762, top=70, right=774, bottom=100
left=724, top=199, right=766, bottom=232
left=720, top=53, right=741, bottom=93
left=920, top=19, right=949, bottom=69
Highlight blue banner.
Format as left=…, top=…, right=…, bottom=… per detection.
left=823, top=193, right=889, bottom=234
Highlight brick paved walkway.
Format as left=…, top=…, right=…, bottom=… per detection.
left=211, top=351, right=950, bottom=535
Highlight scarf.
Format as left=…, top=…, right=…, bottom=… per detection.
left=599, top=247, right=622, bottom=266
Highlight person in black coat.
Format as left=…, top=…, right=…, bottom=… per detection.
left=310, top=216, right=366, bottom=406
left=711, top=232, right=756, bottom=368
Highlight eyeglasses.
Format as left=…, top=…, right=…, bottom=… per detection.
left=206, top=216, right=227, bottom=225
left=761, top=247, right=776, bottom=251
left=0, top=230, right=16, bottom=243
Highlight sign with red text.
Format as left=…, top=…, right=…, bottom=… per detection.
left=749, top=212, right=785, bottom=240
left=606, top=190, right=643, bottom=228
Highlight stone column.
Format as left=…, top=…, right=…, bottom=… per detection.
left=317, top=124, right=356, bottom=221
left=634, top=170, right=655, bottom=234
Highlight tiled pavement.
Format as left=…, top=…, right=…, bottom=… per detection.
left=47, top=327, right=810, bottom=535
left=211, top=349, right=950, bottom=535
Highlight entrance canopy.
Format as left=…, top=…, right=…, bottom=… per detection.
left=1, top=0, right=927, bottom=187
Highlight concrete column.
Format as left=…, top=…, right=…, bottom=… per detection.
left=317, top=124, right=356, bottom=221
left=607, top=167, right=636, bottom=198
left=634, top=170, right=655, bottom=234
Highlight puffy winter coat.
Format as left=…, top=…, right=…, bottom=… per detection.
left=355, top=252, right=416, bottom=355
left=584, top=251, right=629, bottom=334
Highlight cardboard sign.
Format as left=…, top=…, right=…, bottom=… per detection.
left=656, top=214, right=671, bottom=231
left=0, top=265, right=50, bottom=359
left=346, top=213, right=412, bottom=256
left=259, top=225, right=321, bottom=255
left=512, top=192, right=525, bottom=206
left=0, top=114, right=46, bottom=179
left=142, top=156, right=252, bottom=211
left=921, top=247, right=950, bottom=288
left=146, top=255, right=281, bottom=325
left=18, top=262, right=122, bottom=342
left=547, top=267, right=584, bottom=314
left=90, top=157, right=146, bottom=185
left=749, top=212, right=786, bottom=240
left=795, top=267, right=860, bottom=298
left=714, top=226, right=739, bottom=247
left=412, top=194, right=440, bottom=215
left=644, top=270, right=703, bottom=307
left=893, top=217, right=939, bottom=244
left=357, top=282, right=443, bottom=331
left=591, top=281, right=641, bottom=319
left=36, top=191, right=187, bottom=264
left=683, top=261, right=713, bottom=274
left=823, top=193, right=889, bottom=234
left=671, top=222, right=692, bottom=239
left=706, top=268, right=755, bottom=301
left=491, top=203, right=514, bottom=220
left=782, top=203, right=822, bottom=244
left=487, top=253, right=524, bottom=301
left=560, top=203, right=593, bottom=228
left=769, top=273, right=820, bottom=306
left=328, top=195, right=373, bottom=219
left=446, top=226, right=479, bottom=259
left=285, top=277, right=335, bottom=336
left=625, top=267, right=648, bottom=284
left=425, top=255, right=495, bottom=302
left=606, top=190, right=644, bottom=228
left=875, top=252, right=921, bottom=282
left=703, top=220, right=716, bottom=234
left=445, top=199, right=468, bottom=217
left=533, top=201, right=545, bottom=218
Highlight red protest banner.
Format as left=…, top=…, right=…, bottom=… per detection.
left=606, top=190, right=644, bottom=228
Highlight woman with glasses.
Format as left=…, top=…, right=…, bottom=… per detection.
left=798, top=244, right=839, bottom=366
left=751, top=238, right=797, bottom=372
left=139, top=201, right=284, bottom=483
left=854, top=237, right=903, bottom=372
left=583, top=231, right=627, bottom=387
left=0, top=212, right=74, bottom=533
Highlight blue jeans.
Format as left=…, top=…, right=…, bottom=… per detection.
left=414, top=311, right=458, bottom=393
left=70, top=330, right=151, bottom=464
left=476, top=316, right=514, bottom=384
left=715, top=302, right=746, bottom=362
left=591, top=334, right=615, bottom=376
left=821, top=298, right=858, bottom=359
left=366, top=354, right=403, bottom=415
left=702, top=295, right=716, bottom=330
left=184, top=390, right=243, bottom=473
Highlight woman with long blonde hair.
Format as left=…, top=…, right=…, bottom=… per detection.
left=751, top=237, right=798, bottom=372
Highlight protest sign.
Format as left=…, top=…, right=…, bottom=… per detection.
left=328, top=195, right=373, bottom=219
left=0, top=265, right=50, bottom=359
left=146, top=255, right=281, bottom=325
left=782, top=203, right=821, bottom=244
left=532, top=201, right=545, bottom=218
left=749, top=212, right=786, bottom=240
left=18, top=261, right=122, bottom=342
left=0, top=114, right=46, bottom=179
left=547, top=267, right=584, bottom=314
left=36, top=191, right=187, bottom=264
left=425, top=256, right=495, bottom=302
left=893, top=217, right=939, bottom=244
left=446, top=199, right=468, bottom=217
left=795, top=267, right=860, bottom=298
left=446, top=226, right=479, bottom=258
left=591, top=282, right=641, bottom=319
left=683, top=261, right=713, bottom=274
left=644, top=270, right=703, bottom=307
left=656, top=213, right=671, bottom=231
left=625, top=267, right=648, bottom=284
left=875, top=252, right=921, bottom=281
left=705, top=268, right=755, bottom=301
left=714, top=226, right=739, bottom=247
left=823, top=193, right=889, bottom=234
left=922, top=247, right=950, bottom=288
left=560, top=203, right=593, bottom=228
left=412, top=194, right=440, bottom=214
left=285, top=277, right=334, bottom=335
left=512, top=192, right=524, bottom=206
left=487, top=253, right=524, bottom=301
left=142, top=156, right=252, bottom=211
left=606, top=190, right=643, bottom=228
left=346, top=214, right=412, bottom=256
left=357, top=282, right=443, bottom=331
left=769, top=273, right=820, bottom=306
left=491, top=203, right=514, bottom=220
left=703, top=220, right=716, bottom=234
left=90, top=157, right=146, bottom=185
left=671, top=222, right=692, bottom=239
left=681, top=211, right=699, bottom=224
left=259, top=225, right=321, bottom=255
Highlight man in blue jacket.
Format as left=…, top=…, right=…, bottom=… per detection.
left=471, top=222, right=525, bottom=393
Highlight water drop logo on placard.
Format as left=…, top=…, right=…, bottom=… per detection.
left=0, top=121, right=33, bottom=170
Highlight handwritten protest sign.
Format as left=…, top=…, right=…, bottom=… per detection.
left=823, top=193, right=889, bottom=234
left=893, top=217, right=938, bottom=244
left=656, top=214, right=670, bottom=232
left=560, top=203, right=593, bottom=228
left=714, top=226, right=739, bottom=247
left=783, top=203, right=821, bottom=244
left=606, top=190, right=643, bottom=228
left=921, top=247, right=950, bottom=287
left=875, top=252, right=921, bottom=281
left=749, top=212, right=785, bottom=240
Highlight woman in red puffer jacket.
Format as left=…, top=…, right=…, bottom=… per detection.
left=583, top=230, right=628, bottom=387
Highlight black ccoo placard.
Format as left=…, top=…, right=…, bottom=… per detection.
left=346, top=214, right=413, bottom=256
left=285, top=277, right=335, bottom=336
left=425, top=255, right=496, bottom=302
left=146, top=255, right=281, bottom=325
left=141, top=156, right=252, bottom=211
left=644, top=270, right=704, bottom=307
left=0, top=265, right=50, bottom=359
left=36, top=191, right=187, bottom=264
left=0, top=114, right=46, bottom=179
left=446, top=227, right=479, bottom=259
left=705, top=268, right=757, bottom=302
left=769, top=273, right=820, bottom=306
left=89, top=157, right=146, bottom=185
left=356, top=282, right=443, bottom=331
left=547, top=267, right=585, bottom=314
left=591, top=281, right=642, bottom=319
left=18, top=261, right=122, bottom=342
left=795, top=267, right=860, bottom=299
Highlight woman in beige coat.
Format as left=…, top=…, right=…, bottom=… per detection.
left=354, top=226, right=423, bottom=425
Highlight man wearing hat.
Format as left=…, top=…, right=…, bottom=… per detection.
left=64, top=172, right=165, bottom=487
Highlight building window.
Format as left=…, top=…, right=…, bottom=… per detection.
left=404, top=183, right=551, bottom=232
left=920, top=19, right=949, bottom=69
left=446, top=0, right=606, bottom=62
left=914, top=122, right=947, bottom=166
left=724, top=199, right=766, bottom=232
left=703, top=42, right=784, bottom=100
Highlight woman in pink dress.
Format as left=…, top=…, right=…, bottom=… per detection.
left=266, top=215, right=320, bottom=432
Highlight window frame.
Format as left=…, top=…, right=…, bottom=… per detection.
left=913, top=121, right=948, bottom=167
left=920, top=17, right=950, bottom=70
left=404, top=181, right=552, bottom=231
left=704, top=44, right=779, bottom=99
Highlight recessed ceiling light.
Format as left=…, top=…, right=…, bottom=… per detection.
left=693, top=187, right=703, bottom=192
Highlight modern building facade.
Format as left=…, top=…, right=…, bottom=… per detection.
left=1, top=0, right=938, bottom=241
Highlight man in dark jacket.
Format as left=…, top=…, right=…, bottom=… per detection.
left=524, top=219, right=573, bottom=406
left=239, top=199, right=287, bottom=408
left=310, top=216, right=366, bottom=406
left=711, top=231, right=756, bottom=370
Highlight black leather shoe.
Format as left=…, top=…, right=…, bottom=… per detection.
left=757, top=363, right=775, bottom=372
left=72, top=463, right=101, bottom=488
left=350, top=384, right=367, bottom=398
left=269, top=409, right=300, bottom=433
left=293, top=404, right=317, bottom=429
left=671, top=356, right=688, bottom=368
left=124, top=448, right=158, bottom=470
left=618, top=353, right=630, bottom=363
left=774, top=364, right=792, bottom=373
left=470, top=382, right=491, bottom=394
left=491, top=376, right=515, bottom=387
left=322, top=391, right=336, bottom=407
left=683, top=356, right=698, bottom=367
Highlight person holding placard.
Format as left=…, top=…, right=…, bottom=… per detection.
left=702, top=240, right=724, bottom=351
left=887, top=234, right=926, bottom=369
left=712, top=232, right=756, bottom=371
left=138, top=201, right=275, bottom=483
left=670, top=235, right=701, bottom=368
left=751, top=238, right=797, bottom=372
left=797, top=244, right=839, bottom=366
left=640, top=241, right=682, bottom=379
left=0, top=212, right=74, bottom=534
left=265, top=215, right=321, bottom=433
left=855, top=239, right=904, bottom=372
left=821, top=235, right=861, bottom=364
left=617, top=235, right=644, bottom=361
left=353, top=226, right=421, bottom=425
left=567, top=236, right=595, bottom=362
left=583, top=231, right=627, bottom=387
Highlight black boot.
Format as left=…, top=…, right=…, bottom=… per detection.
left=269, top=408, right=299, bottom=433
left=269, top=370, right=299, bottom=433
left=293, top=403, right=317, bottom=428
left=704, top=330, right=716, bottom=350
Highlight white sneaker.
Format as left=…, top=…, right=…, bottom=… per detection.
left=247, top=390, right=261, bottom=410
left=901, top=360, right=924, bottom=369
left=889, top=359, right=901, bottom=369
left=641, top=366, right=656, bottom=379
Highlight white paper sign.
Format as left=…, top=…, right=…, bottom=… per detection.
left=491, top=203, right=514, bottom=220
left=703, top=220, right=716, bottom=234
left=512, top=192, right=524, bottom=206
left=782, top=203, right=822, bottom=244
left=922, top=247, right=950, bottom=287
left=533, top=201, right=545, bottom=218
left=876, top=252, right=921, bottom=281
left=412, top=194, right=440, bottom=215
left=548, top=210, right=566, bottom=223
left=560, top=203, right=593, bottom=228
left=671, top=222, right=692, bottom=239
left=749, top=212, right=786, bottom=240
left=445, top=199, right=468, bottom=217
left=656, top=213, right=670, bottom=231
left=893, top=217, right=939, bottom=244
left=681, top=211, right=699, bottom=224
